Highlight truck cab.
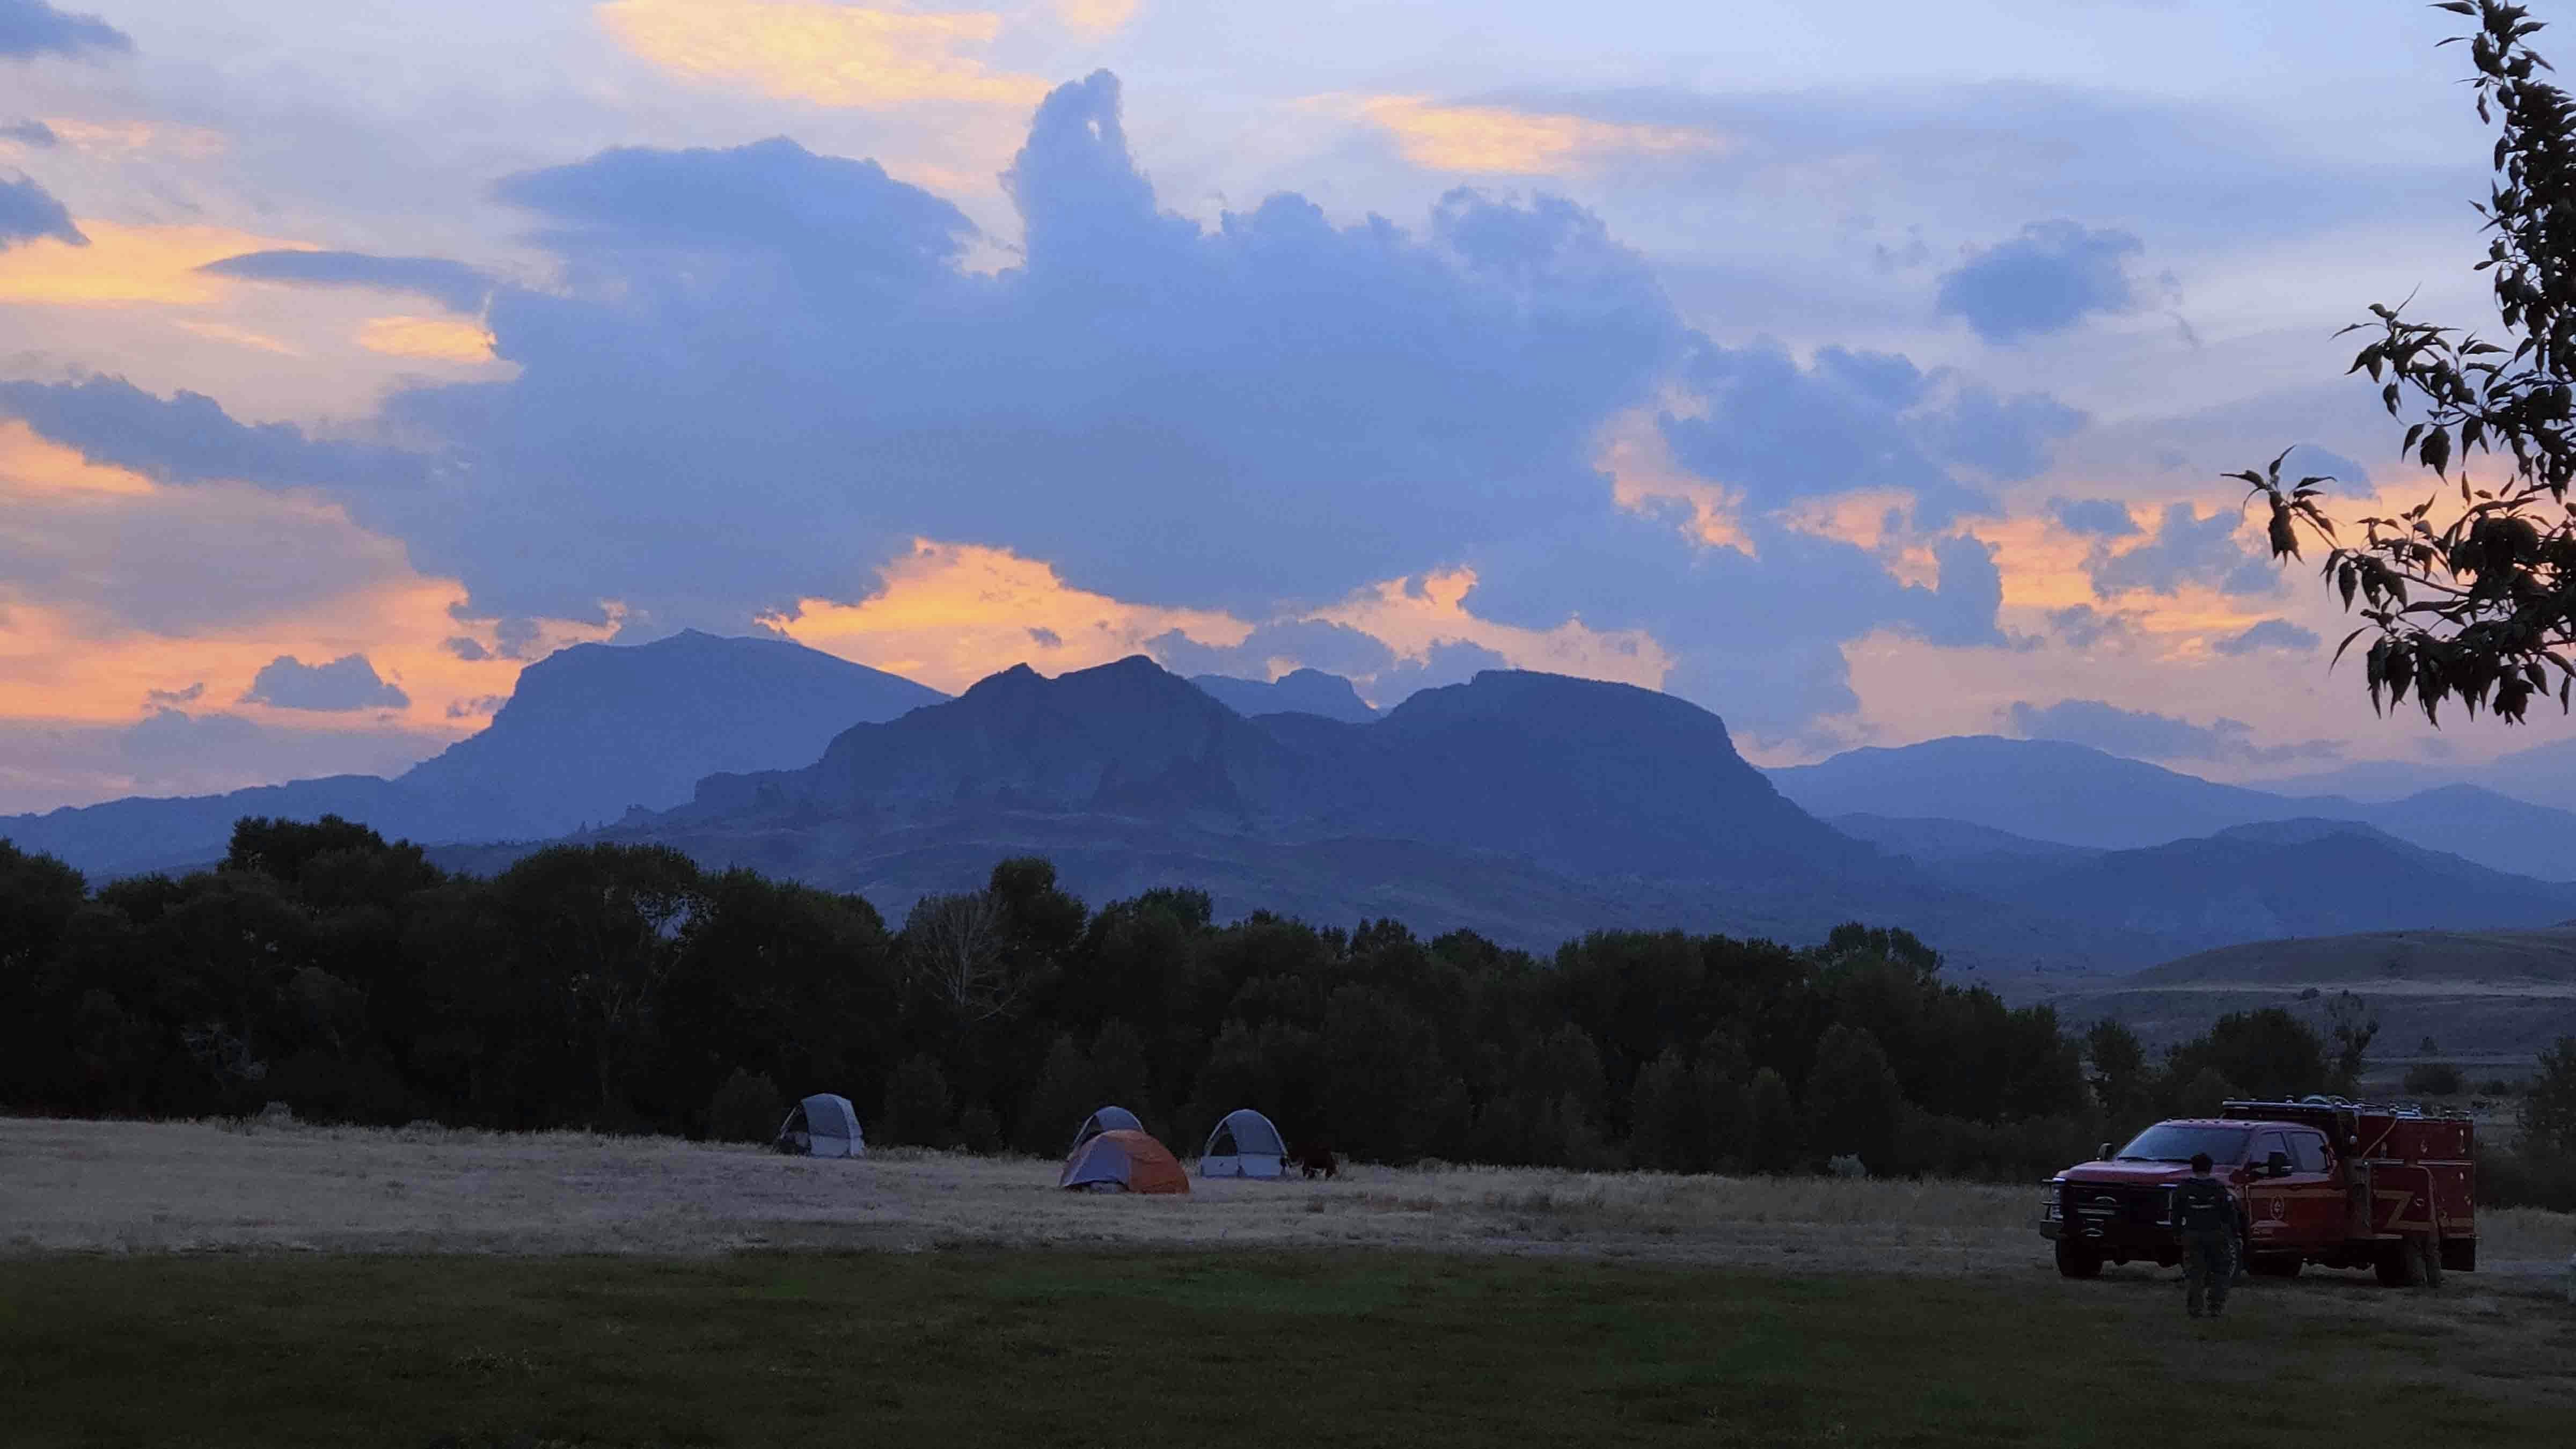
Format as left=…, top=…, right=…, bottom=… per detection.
left=2040, top=1099, right=2473, bottom=1286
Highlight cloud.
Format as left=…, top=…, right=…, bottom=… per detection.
left=1145, top=618, right=1397, bottom=680
left=143, top=682, right=203, bottom=708
left=1370, top=639, right=1511, bottom=701
left=197, top=249, right=497, bottom=312
left=2005, top=697, right=2343, bottom=766
left=2214, top=618, right=2322, bottom=656
left=1026, top=625, right=1062, bottom=649
left=2088, top=502, right=2278, bottom=598
left=0, top=173, right=81, bottom=248
left=0, top=710, right=446, bottom=814
left=0, top=220, right=310, bottom=305
left=239, top=654, right=411, bottom=712
left=1053, top=0, right=1137, bottom=36
left=0, top=376, right=426, bottom=491
left=1937, top=220, right=2145, bottom=344
left=0, top=0, right=130, bottom=61
left=2, top=119, right=56, bottom=147
left=2046, top=604, right=2134, bottom=650
left=1360, top=97, right=1730, bottom=175
left=356, top=316, right=497, bottom=363
left=0, top=71, right=2083, bottom=746
left=1658, top=341, right=2080, bottom=526
left=596, top=0, right=1047, bottom=108
left=2047, top=497, right=2138, bottom=537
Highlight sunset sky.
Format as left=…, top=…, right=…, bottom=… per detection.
left=3, top=0, right=2566, bottom=813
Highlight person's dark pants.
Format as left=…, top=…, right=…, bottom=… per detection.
left=2182, top=1230, right=2234, bottom=1318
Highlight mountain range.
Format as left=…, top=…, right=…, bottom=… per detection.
left=10, top=633, right=2576, bottom=976
left=0, top=630, right=942, bottom=875
left=1772, top=735, right=2576, bottom=881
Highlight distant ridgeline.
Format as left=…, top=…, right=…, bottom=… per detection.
left=3, top=815, right=2388, bottom=1180
left=12, top=641, right=2576, bottom=977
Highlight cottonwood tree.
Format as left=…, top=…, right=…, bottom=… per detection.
left=2245, top=2, right=2576, bottom=723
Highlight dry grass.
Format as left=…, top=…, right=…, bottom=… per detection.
left=4, top=1115, right=2568, bottom=1285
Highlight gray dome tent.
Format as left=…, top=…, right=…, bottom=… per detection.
left=774, top=1093, right=865, bottom=1158
left=1199, top=1108, right=1291, bottom=1179
left=1069, top=1105, right=1144, bottom=1156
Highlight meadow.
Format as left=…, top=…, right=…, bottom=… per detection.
left=8, top=1117, right=2575, bottom=1447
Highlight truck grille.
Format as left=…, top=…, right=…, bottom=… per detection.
left=2061, top=1183, right=2170, bottom=1231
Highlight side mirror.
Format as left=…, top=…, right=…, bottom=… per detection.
left=2097, top=1141, right=2112, bottom=1160
left=2267, top=1151, right=2293, bottom=1178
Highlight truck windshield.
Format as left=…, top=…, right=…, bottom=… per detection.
left=2112, top=1124, right=2250, bottom=1163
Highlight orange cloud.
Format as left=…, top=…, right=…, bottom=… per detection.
left=0, top=422, right=609, bottom=740
left=1053, top=0, right=1137, bottom=36
left=1317, top=568, right=1671, bottom=698
left=1360, top=97, right=1729, bottom=174
left=357, top=314, right=499, bottom=363
left=762, top=539, right=1247, bottom=692
left=0, top=222, right=311, bottom=307
left=35, top=119, right=228, bottom=160
left=174, top=319, right=304, bottom=356
left=1596, top=405, right=1753, bottom=553
left=597, top=0, right=1050, bottom=108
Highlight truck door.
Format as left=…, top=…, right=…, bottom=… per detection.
left=2283, top=1129, right=2341, bottom=1248
left=2243, top=1129, right=2296, bottom=1252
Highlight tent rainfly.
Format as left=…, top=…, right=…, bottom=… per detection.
left=774, top=1093, right=865, bottom=1158
left=1199, top=1108, right=1291, bottom=1179
left=1069, top=1105, right=1144, bottom=1157
left=1058, top=1129, right=1189, bottom=1194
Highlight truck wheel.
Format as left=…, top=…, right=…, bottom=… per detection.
left=2373, top=1240, right=2421, bottom=1288
left=2417, top=1236, right=2444, bottom=1290
left=2054, top=1240, right=2104, bottom=1279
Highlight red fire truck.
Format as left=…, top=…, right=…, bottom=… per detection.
left=2039, top=1099, right=2475, bottom=1286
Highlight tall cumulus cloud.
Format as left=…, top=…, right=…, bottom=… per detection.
left=0, top=71, right=2085, bottom=738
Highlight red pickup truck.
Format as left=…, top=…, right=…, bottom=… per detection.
left=2040, top=1099, right=2474, bottom=1286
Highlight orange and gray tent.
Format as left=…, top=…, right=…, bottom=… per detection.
left=1058, top=1129, right=1190, bottom=1194
left=1068, top=1105, right=1144, bottom=1156
left=1199, top=1108, right=1291, bottom=1179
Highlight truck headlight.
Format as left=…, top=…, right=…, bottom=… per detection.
left=2043, top=1181, right=2064, bottom=1221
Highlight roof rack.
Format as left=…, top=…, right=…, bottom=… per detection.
left=2220, top=1096, right=2468, bottom=1122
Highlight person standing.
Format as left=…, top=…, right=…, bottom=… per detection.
left=2175, top=1151, right=2242, bottom=1320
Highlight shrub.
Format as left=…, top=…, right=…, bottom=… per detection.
left=883, top=1055, right=956, bottom=1148
left=2482, top=1143, right=2576, bottom=1212
left=705, top=1069, right=782, bottom=1144
left=956, top=1104, right=1003, bottom=1155
left=2401, top=1062, right=2463, bottom=1097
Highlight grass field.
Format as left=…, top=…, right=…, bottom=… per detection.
left=4, top=1250, right=2573, bottom=1448
left=9, top=1118, right=2575, bottom=1446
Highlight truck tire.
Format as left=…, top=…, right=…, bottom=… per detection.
left=2373, top=1239, right=2423, bottom=1288
left=2054, top=1240, right=2104, bottom=1279
left=2418, top=1235, right=2444, bottom=1290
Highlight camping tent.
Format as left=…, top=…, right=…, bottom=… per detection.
left=1199, top=1108, right=1291, bottom=1179
left=1058, top=1129, right=1189, bottom=1194
left=1069, top=1105, right=1144, bottom=1156
left=774, top=1093, right=865, bottom=1158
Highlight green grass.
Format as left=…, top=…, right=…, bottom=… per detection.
left=0, top=1251, right=2567, bottom=1448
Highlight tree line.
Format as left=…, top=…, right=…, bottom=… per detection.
left=2, top=816, right=2563, bottom=1197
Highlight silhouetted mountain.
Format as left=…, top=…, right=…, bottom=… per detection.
left=400, top=629, right=943, bottom=832
left=1771, top=737, right=2302, bottom=848
left=1827, top=814, right=2104, bottom=895
left=1978, top=819, right=2576, bottom=957
left=690, top=658, right=1872, bottom=884
left=1772, top=736, right=2576, bottom=880
left=1189, top=669, right=1377, bottom=723
left=0, top=631, right=942, bottom=877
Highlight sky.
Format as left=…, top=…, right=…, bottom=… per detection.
left=3, top=0, right=2570, bottom=813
